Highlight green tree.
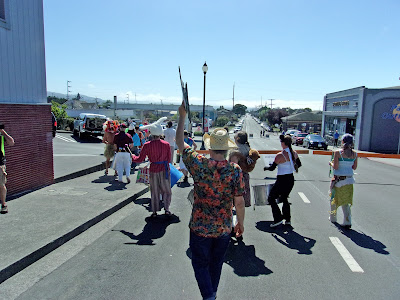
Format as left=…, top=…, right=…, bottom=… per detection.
left=99, top=100, right=113, bottom=108
left=232, top=104, right=247, bottom=116
left=215, top=116, right=230, bottom=127
left=51, top=101, right=68, bottom=119
left=304, top=107, right=312, bottom=112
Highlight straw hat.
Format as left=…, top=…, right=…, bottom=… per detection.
left=203, top=128, right=237, bottom=150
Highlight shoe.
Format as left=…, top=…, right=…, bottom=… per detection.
left=105, top=169, right=108, bottom=175
left=183, top=176, right=188, bottom=183
left=1, top=205, right=8, bottom=214
left=127, top=178, right=131, bottom=184
left=342, top=224, right=351, bottom=229
left=270, top=220, right=283, bottom=228
left=151, top=213, right=158, bottom=218
left=165, top=211, right=172, bottom=216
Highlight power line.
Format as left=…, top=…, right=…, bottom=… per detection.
left=268, top=98, right=275, bottom=109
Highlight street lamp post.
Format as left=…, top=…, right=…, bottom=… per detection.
left=200, top=62, right=208, bottom=150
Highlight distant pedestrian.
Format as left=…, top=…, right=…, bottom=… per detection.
left=113, top=123, right=133, bottom=183
left=128, top=124, right=141, bottom=172
left=264, top=135, right=301, bottom=227
left=132, top=117, right=172, bottom=217
left=135, top=125, right=145, bottom=150
left=0, top=125, right=14, bottom=214
left=333, top=130, right=340, bottom=147
left=179, top=130, right=197, bottom=184
left=176, top=102, right=245, bottom=300
left=102, top=120, right=118, bottom=176
left=329, top=134, right=357, bottom=229
left=163, top=121, right=176, bottom=164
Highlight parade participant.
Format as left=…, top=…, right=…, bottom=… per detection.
left=264, top=134, right=301, bottom=227
left=113, top=123, right=133, bottom=183
left=163, top=121, right=176, bottom=164
left=178, top=130, right=197, bottom=184
left=0, top=125, right=14, bottom=214
left=176, top=102, right=245, bottom=300
left=135, top=125, right=145, bottom=149
left=102, top=120, right=118, bottom=176
left=329, top=134, right=358, bottom=228
left=229, top=131, right=260, bottom=207
left=132, top=117, right=172, bottom=217
left=333, top=130, right=340, bottom=147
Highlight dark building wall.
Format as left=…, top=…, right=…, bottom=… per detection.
left=0, top=104, right=54, bottom=197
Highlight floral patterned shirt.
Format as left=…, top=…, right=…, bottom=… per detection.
left=183, top=147, right=245, bottom=238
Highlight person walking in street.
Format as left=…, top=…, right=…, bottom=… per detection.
left=132, top=117, right=172, bottom=217
left=264, top=134, right=301, bottom=227
left=113, top=123, right=133, bottom=183
left=0, top=126, right=15, bottom=214
left=329, top=134, right=358, bottom=229
left=333, top=130, right=340, bottom=147
left=128, top=124, right=141, bottom=172
left=179, top=130, right=197, bottom=184
left=102, top=120, right=118, bottom=176
left=176, top=102, right=245, bottom=300
left=229, top=131, right=260, bottom=207
left=163, top=121, right=176, bottom=164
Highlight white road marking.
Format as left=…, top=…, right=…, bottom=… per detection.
left=298, top=192, right=310, bottom=203
left=329, top=237, right=364, bottom=273
left=55, top=135, right=76, bottom=143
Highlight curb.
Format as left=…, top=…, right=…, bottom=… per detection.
left=54, top=163, right=106, bottom=184
left=0, top=186, right=149, bottom=284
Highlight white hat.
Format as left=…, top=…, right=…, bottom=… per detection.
left=139, top=117, right=167, bottom=136
left=203, top=128, right=237, bottom=150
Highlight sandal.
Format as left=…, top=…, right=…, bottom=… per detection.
left=165, top=211, right=172, bottom=216
left=151, top=212, right=157, bottom=218
left=1, top=205, right=8, bottom=214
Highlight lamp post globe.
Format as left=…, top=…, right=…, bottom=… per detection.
left=201, top=62, right=208, bottom=150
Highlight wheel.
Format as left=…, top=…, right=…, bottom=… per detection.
left=79, top=131, right=85, bottom=139
left=73, top=129, right=78, bottom=137
left=324, top=146, right=328, bottom=150
left=307, top=143, right=311, bottom=149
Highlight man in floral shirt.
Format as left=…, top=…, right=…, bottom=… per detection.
left=176, top=102, right=245, bottom=300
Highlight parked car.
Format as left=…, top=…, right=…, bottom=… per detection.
left=51, top=112, right=57, bottom=137
left=303, top=134, right=328, bottom=150
left=73, top=113, right=108, bottom=139
left=292, top=132, right=308, bottom=145
left=285, top=129, right=299, bottom=137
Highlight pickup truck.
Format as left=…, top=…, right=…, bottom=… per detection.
left=73, top=113, right=108, bottom=139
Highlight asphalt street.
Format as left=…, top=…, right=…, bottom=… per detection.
left=3, top=116, right=400, bottom=300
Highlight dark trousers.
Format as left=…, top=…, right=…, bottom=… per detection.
left=334, top=139, right=338, bottom=147
left=268, top=174, right=294, bottom=222
left=190, top=231, right=231, bottom=300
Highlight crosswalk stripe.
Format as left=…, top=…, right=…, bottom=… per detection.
left=55, top=135, right=76, bottom=143
left=329, top=237, right=364, bottom=273
left=298, top=192, right=310, bottom=203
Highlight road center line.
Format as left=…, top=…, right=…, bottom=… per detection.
left=298, top=192, right=310, bottom=203
left=329, top=237, right=364, bottom=273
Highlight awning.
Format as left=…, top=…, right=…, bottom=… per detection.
left=323, top=111, right=358, bottom=117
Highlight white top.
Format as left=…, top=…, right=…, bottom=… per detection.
left=163, top=127, right=176, bottom=147
left=277, top=149, right=295, bottom=175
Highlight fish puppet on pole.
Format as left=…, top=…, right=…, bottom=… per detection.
left=179, top=66, right=191, bottom=122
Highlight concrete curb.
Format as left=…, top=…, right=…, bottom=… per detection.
left=0, top=186, right=149, bottom=284
left=54, top=163, right=106, bottom=184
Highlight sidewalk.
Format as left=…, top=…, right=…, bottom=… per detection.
left=0, top=169, right=149, bottom=284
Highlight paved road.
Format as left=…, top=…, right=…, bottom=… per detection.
left=4, top=115, right=398, bottom=300
left=53, top=132, right=105, bottom=178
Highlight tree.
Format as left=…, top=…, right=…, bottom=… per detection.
left=215, top=116, right=230, bottom=127
left=51, top=101, right=68, bottom=120
left=304, top=107, right=312, bottom=112
left=99, top=100, right=113, bottom=109
left=232, top=104, right=247, bottom=116
left=267, top=109, right=288, bottom=125
left=73, top=93, right=81, bottom=100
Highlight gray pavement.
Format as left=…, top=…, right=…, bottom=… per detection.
left=0, top=131, right=399, bottom=286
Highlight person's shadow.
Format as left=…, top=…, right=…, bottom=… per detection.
left=114, top=214, right=180, bottom=245
left=133, top=197, right=164, bottom=213
left=334, top=223, right=389, bottom=255
left=224, top=240, right=273, bottom=276
left=91, top=175, right=129, bottom=191
left=185, top=240, right=273, bottom=277
left=256, top=221, right=316, bottom=255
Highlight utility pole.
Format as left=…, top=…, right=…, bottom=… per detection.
left=268, top=98, right=275, bottom=109
left=232, top=82, right=235, bottom=109
left=126, top=94, right=129, bottom=104
left=135, top=93, right=137, bottom=104
left=67, top=80, right=71, bottom=100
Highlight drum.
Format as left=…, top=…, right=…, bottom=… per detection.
left=252, top=184, right=274, bottom=210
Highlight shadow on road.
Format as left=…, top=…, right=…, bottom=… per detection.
left=256, top=221, right=316, bottom=255
left=334, top=223, right=390, bottom=255
left=114, top=214, right=180, bottom=245
left=185, top=239, right=273, bottom=277
left=224, top=240, right=273, bottom=276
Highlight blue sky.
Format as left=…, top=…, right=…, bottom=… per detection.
left=43, top=0, right=400, bottom=110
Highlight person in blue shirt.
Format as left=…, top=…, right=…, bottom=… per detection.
left=179, top=130, right=197, bottom=184
left=334, top=130, right=340, bottom=147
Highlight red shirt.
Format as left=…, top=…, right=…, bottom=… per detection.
left=132, top=139, right=171, bottom=173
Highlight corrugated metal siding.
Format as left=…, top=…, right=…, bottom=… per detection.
left=0, top=0, right=46, bottom=104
